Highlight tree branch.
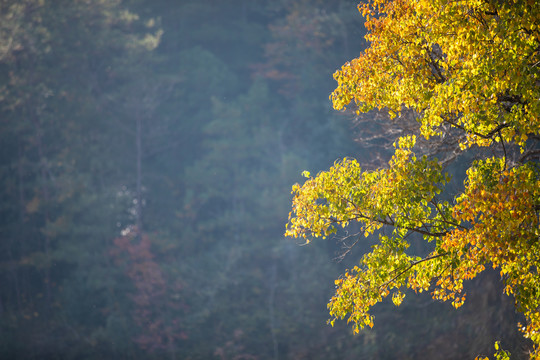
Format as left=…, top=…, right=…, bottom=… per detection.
left=378, top=251, right=449, bottom=291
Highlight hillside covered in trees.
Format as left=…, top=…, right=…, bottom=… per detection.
left=0, top=1, right=533, bottom=359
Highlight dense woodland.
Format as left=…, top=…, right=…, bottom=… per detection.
left=0, top=1, right=530, bottom=359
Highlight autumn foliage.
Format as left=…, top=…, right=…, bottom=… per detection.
left=286, top=0, right=540, bottom=358
left=111, top=232, right=186, bottom=353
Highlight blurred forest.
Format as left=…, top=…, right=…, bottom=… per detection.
left=0, top=0, right=529, bottom=359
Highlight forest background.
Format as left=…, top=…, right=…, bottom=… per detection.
left=0, top=0, right=529, bottom=359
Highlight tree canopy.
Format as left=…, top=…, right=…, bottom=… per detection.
left=286, top=0, right=540, bottom=358
left=0, top=1, right=374, bottom=358
left=1, top=0, right=534, bottom=358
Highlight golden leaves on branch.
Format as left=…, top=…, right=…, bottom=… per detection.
left=286, top=0, right=540, bottom=357
left=332, top=0, right=540, bottom=150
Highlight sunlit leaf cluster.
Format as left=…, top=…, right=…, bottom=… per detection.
left=286, top=135, right=449, bottom=242
left=332, top=0, right=540, bottom=150
left=286, top=0, right=540, bottom=358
